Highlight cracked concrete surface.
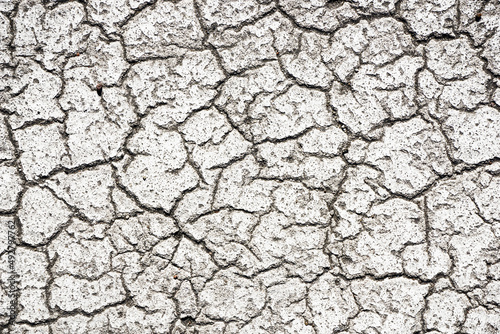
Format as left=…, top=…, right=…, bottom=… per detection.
left=0, top=0, right=500, bottom=333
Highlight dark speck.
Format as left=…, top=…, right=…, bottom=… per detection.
left=96, top=83, right=103, bottom=96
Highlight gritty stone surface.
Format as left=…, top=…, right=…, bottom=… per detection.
left=18, top=186, right=71, bottom=246
left=1, top=1, right=500, bottom=333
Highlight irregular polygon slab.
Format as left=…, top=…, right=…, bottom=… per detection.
left=45, top=165, right=115, bottom=222
left=199, top=269, right=266, bottom=322
left=443, top=107, right=500, bottom=164
left=483, top=32, right=500, bottom=75
left=216, top=61, right=289, bottom=127
left=351, top=0, right=397, bottom=13
left=330, top=56, right=423, bottom=136
left=51, top=305, right=175, bottom=334
left=250, top=211, right=330, bottom=281
left=425, top=174, right=484, bottom=234
left=175, top=280, right=198, bottom=318
left=119, top=120, right=199, bottom=212
left=123, top=0, right=204, bottom=60
left=17, top=289, right=50, bottom=323
left=50, top=273, right=126, bottom=313
left=333, top=18, right=414, bottom=66
left=15, top=248, right=50, bottom=323
left=172, top=238, right=219, bottom=291
left=128, top=121, right=188, bottom=171
left=109, top=212, right=178, bottom=253
left=266, top=278, right=308, bottom=323
left=423, top=38, right=490, bottom=113
left=0, top=13, right=10, bottom=64
left=48, top=231, right=115, bottom=279
left=2, top=60, right=63, bottom=129
left=365, top=118, right=451, bottom=196
left=18, top=186, right=71, bottom=246
left=182, top=209, right=260, bottom=272
left=278, top=0, right=358, bottom=32
left=332, top=165, right=389, bottom=239
left=308, top=273, right=358, bottom=333
left=330, top=21, right=413, bottom=102
left=339, top=198, right=425, bottom=277
left=485, top=281, right=500, bottom=304
left=0, top=166, right=22, bottom=211
left=194, top=130, right=251, bottom=168
left=112, top=186, right=142, bottom=215
left=214, top=156, right=275, bottom=212
left=5, top=325, right=49, bottom=334
left=457, top=0, right=500, bottom=45
left=0, top=118, right=14, bottom=160
left=62, top=87, right=136, bottom=168
left=62, top=39, right=129, bottom=87
left=11, top=0, right=46, bottom=53
left=450, top=224, right=499, bottom=290
left=351, top=277, right=429, bottom=333
left=402, top=242, right=452, bottom=281
left=13, top=1, right=104, bottom=72
left=120, top=256, right=181, bottom=311
left=86, top=0, right=133, bottom=34
left=424, top=290, right=470, bottom=333
left=273, top=181, right=332, bottom=225
left=257, top=140, right=346, bottom=190
left=297, top=126, right=348, bottom=156
left=427, top=37, right=484, bottom=80
left=190, top=131, right=252, bottom=170
left=127, top=270, right=179, bottom=312
left=125, top=51, right=225, bottom=116
left=473, top=175, right=500, bottom=222
left=14, top=123, right=67, bottom=180
left=180, top=107, right=232, bottom=146
left=197, top=0, right=274, bottom=28
left=173, top=183, right=217, bottom=224
left=119, top=159, right=199, bottom=213
left=207, top=12, right=297, bottom=73
left=462, top=307, right=500, bottom=334
left=344, top=139, right=369, bottom=163
left=249, top=85, right=333, bottom=142
left=400, top=0, right=457, bottom=39
left=281, top=32, right=334, bottom=88
left=419, top=170, right=500, bottom=290
left=327, top=18, right=418, bottom=135
left=180, top=108, right=252, bottom=169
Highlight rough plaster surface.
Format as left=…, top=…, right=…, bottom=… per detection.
left=0, top=0, right=500, bottom=333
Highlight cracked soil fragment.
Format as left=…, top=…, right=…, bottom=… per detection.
left=1, top=0, right=500, bottom=333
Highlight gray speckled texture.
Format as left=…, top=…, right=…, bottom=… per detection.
left=1, top=0, right=500, bottom=333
